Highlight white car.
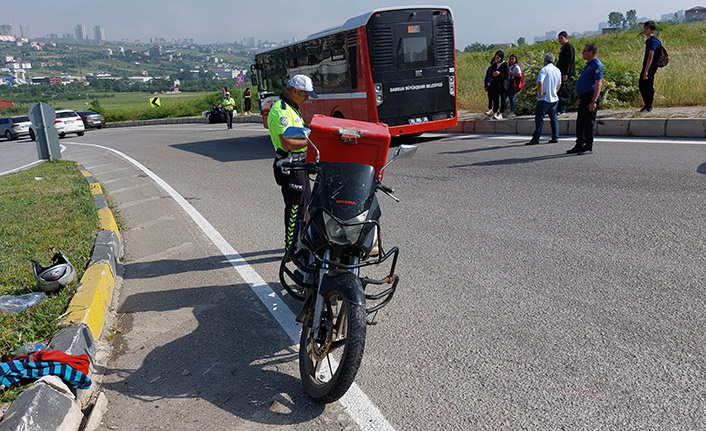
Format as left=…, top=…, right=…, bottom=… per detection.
left=53, top=110, right=85, bottom=138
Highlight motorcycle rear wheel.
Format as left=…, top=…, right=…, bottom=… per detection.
left=299, top=290, right=366, bottom=403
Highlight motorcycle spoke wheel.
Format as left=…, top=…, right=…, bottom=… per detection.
left=299, top=291, right=366, bottom=404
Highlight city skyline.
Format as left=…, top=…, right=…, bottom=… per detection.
left=1, top=0, right=702, bottom=47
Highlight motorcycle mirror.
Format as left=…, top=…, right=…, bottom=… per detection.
left=394, top=144, right=418, bottom=159
left=283, top=126, right=320, bottom=163
left=378, top=144, right=418, bottom=182
left=282, top=127, right=311, bottom=140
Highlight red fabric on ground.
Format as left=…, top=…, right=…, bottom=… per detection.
left=32, top=350, right=90, bottom=375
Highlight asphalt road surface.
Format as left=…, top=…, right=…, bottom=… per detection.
left=17, top=124, right=706, bottom=430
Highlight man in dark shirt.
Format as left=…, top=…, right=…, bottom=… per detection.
left=639, top=21, right=662, bottom=113
left=566, top=43, right=603, bottom=155
left=556, top=31, right=575, bottom=116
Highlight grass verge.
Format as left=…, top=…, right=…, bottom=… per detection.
left=0, top=160, right=99, bottom=403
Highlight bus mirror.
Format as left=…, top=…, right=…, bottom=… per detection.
left=283, top=127, right=311, bottom=140
left=249, top=65, right=259, bottom=86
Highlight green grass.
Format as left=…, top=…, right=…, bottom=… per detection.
left=0, top=160, right=98, bottom=402
left=457, top=20, right=706, bottom=113
left=53, top=91, right=213, bottom=111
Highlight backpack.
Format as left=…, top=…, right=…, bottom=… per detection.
left=656, top=45, right=669, bottom=68
left=512, top=71, right=525, bottom=93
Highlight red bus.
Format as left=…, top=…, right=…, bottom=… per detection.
left=250, top=5, right=457, bottom=136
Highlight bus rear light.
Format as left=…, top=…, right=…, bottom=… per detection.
left=448, top=76, right=455, bottom=96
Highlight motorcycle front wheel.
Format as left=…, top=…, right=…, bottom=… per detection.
left=299, top=290, right=366, bottom=403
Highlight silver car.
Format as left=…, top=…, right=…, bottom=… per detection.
left=0, top=115, right=32, bottom=140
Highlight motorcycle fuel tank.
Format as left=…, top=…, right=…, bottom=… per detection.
left=307, top=114, right=391, bottom=179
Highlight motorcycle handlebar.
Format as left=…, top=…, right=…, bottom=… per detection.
left=376, top=183, right=395, bottom=194
left=276, top=161, right=318, bottom=171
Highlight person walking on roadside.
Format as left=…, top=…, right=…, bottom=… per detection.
left=639, top=21, right=662, bottom=113
left=566, top=43, right=603, bottom=155
left=488, top=50, right=509, bottom=120
left=243, top=87, right=252, bottom=115
left=505, top=54, right=522, bottom=118
left=222, top=91, right=236, bottom=129
left=556, top=31, right=575, bottom=116
left=526, top=53, right=562, bottom=145
left=267, top=74, right=318, bottom=253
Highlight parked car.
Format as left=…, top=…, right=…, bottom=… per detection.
left=77, top=110, right=105, bottom=129
left=53, top=110, right=85, bottom=138
left=0, top=115, right=32, bottom=140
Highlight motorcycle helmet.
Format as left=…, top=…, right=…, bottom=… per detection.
left=31, top=251, right=75, bottom=293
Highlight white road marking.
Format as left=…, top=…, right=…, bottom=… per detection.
left=433, top=133, right=706, bottom=146
left=66, top=141, right=395, bottom=431
left=0, top=144, right=67, bottom=176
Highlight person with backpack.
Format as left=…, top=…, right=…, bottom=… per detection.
left=484, top=58, right=495, bottom=115
left=505, top=54, right=522, bottom=118
left=639, top=21, right=662, bottom=113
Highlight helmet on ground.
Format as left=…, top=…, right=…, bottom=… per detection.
left=31, top=251, right=75, bottom=293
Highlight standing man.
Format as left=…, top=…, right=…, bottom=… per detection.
left=223, top=91, right=236, bottom=129
left=639, top=21, right=661, bottom=113
left=567, top=43, right=603, bottom=155
left=268, top=74, right=318, bottom=253
left=556, top=31, right=575, bottom=116
left=526, top=53, right=562, bottom=145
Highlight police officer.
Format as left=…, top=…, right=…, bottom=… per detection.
left=223, top=91, right=236, bottom=129
left=268, top=74, right=318, bottom=252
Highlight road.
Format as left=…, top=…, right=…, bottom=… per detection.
left=11, top=124, right=705, bottom=429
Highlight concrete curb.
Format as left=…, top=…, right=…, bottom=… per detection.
left=0, top=164, right=121, bottom=431
left=103, top=114, right=262, bottom=128
left=440, top=118, right=706, bottom=138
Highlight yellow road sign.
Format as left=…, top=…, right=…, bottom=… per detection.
left=150, top=97, right=161, bottom=107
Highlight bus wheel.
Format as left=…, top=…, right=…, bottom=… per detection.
left=332, top=111, right=344, bottom=119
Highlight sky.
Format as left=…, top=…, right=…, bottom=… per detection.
left=2, top=0, right=701, bottom=47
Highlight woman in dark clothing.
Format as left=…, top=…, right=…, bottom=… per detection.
left=243, top=87, right=252, bottom=115
left=488, top=50, right=510, bottom=120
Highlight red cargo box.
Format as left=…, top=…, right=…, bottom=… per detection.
left=307, top=114, right=391, bottom=178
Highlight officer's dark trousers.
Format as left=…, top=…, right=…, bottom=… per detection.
left=639, top=68, right=657, bottom=109
left=576, top=92, right=598, bottom=149
left=273, top=159, right=311, bottom=252
left=225, top=109, right=234, bottom=129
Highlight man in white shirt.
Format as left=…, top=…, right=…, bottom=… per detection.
left=526, top=53, right=562, bottom=145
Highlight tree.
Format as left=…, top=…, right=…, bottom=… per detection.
left=464, top=42, right=491, bottom=53
left=517, top=37, right=526, bottom=46
left=625, top=9, right=638, bottom=29
left=608, top=11, right=625, bottom=28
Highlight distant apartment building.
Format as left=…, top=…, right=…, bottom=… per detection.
left=19, top=25, right=29, bottom=40
left=247, top=37, right=255, bottom=48
left=93, top=25, right=105, bottom=42
left=534, top=30, right=558, bottom=43
left=685, top=6, right=706, bottom=22
left=49, top=33, right=59, bottom=39
left=63, top=33, right=74, bottom=39
left=75, top=24, right=87, bottom=40
left=0, top=24, right=13, bottom=37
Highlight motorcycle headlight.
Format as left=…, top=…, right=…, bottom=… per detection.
left=323, top=211, right=368, bottom=246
